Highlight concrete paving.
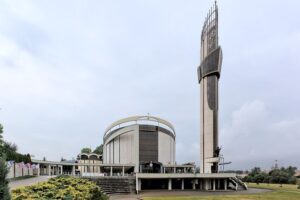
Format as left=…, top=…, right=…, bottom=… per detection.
left=9, top=176, right=53, bottom=190
left=109, top=188, right=272, bottom=200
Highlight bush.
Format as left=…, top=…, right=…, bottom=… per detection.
left=0, top=156, right=11, bottom=200
left=12, top=176, right=107, bottom=200
left=244, top=166, right=297, bottom=185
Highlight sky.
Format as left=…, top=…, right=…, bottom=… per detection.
left=0, top=0, right=299, bottom=170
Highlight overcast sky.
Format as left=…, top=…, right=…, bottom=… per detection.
left=0, top=0, right=299, bottom=170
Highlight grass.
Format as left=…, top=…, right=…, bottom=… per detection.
left=143, top=183, right=300, bottom=200
left=9, top=175, right=36, bottom=181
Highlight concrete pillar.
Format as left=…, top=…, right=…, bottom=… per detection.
left=217, top=179, right=220, bottom=190
left=204, top=179, right=209, bottom=191
left=192, top=180, right=196, bottom=190
left=122, top=166, right=125, bottom=176
left=168, top=179, right=172, bottom=190
left=173, top=167, right=176, bottom=173
left=213, top=179, right=216, bottom=191
left=48, top=165, right=51, bottom=176
left=60, top=166, right=63, bottom=175
left=224, top=179, right=227, bottom=191
left=199, top=180, right=202, bottom=190
left=183, top=168, right=186, bottom=173
left=110, top=166, right=113, bottom=176
left=138, top=179, right=141, bottom=191
left=72, top=165, right=75, bottom=176
left=136, top=177, right=139, bottom=194
left=163, top=168, right=166, bottom=174
left=38, top=166, right=41, bottom=176
left=181, top=179, right=185, bottom=190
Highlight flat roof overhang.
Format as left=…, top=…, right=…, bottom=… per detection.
left=136, top=173, right=236, bottom=179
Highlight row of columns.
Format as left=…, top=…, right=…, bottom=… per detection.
left=40, top=164, right=127, bottom=177
left=162, top=167, right=193, bottom=174
left=137, top=178, right=228, bottom=192
left=44, top=165, right=63, bottom=176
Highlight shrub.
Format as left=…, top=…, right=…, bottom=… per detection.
left=12, top=176, right=107, bottom=200
left=0, top=156, right=11, bottom=200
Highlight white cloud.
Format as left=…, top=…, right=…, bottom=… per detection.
left=221, top=100, right=300, bottom=170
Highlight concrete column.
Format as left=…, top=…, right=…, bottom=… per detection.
left=204, top=179, right=209, bottom=191
left=134, top=126, right=140, bottom=173
left=168, top=179, right=172, bottom=190
left=38, top=166, right=41, bottom=176
left=181, top=179, right=185, bottom=190
left=173, top=167, right=176, bottom=173
left=122, top=166, right=125, bottom=176
left=72, top=165, right=75, bottom=176
left=183, top=168, right=186, bottom=173
left=163, top=168, right=166, bottom=174
left=192, top=180, right=196, bottom=190
left=217, top=179, right=220, bottom=190
left=199, top=180, right=202, bottom=190
left=224, top=179, right=227, bottom=191
left=213, top=179, right=216, bottom=191
left=48, top=165, right=51, bottom=176
left=110, top=166, right=113, bottom=176
left=60, top=166, right=63, bottom=175
left=136, top=177, right=139, bottom=194
left=138, top=179, right=141, bottom=191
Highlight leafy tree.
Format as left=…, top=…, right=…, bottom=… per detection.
left=3, top=141, right=17, bottom=152
left=0, top=156, right=11, bottom=200
left=249, top=167, right=261, bottom=176
left=93, top=144, right=103, bottom=155
left=285, top=166, right=297, bottom=177
left=81, top=148, right=92, bottom=154
left=253, top=172, right=268, bottom=184
left=243, top=166, right=297, bottom=185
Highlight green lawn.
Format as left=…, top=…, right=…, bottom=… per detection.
left=144, top=183, right=300, bottom=200
left=9, top=175, right=36, bottom=181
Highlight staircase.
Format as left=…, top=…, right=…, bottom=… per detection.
left=89, top=177, right=135, bottom=195
left=228, top=177, right=248, bottom=190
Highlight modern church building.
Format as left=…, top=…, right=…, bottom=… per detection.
left=103, top=116, right=176, bottom=172
left=30, top=2, right=247, bottom=193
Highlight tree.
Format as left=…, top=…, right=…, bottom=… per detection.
left=3, top=141, right=17, bottom=152
left=93, top=144, right=103, bottom=155
left=0, top=123, right=3, bottom=145
left=285, top=166, right=297, bottom=177
left=81, top=148, right=92, bottom=154
left=249, top=167, right=261, bottom=176
left=0, top=156, right=11, bottom=200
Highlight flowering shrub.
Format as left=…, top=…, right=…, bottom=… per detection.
left=12, top=176, right=107, bottom=200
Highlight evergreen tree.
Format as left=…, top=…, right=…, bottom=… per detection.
left=0, top=123, right=3, bottom=145
left=0, top=156, right=11, bottom=200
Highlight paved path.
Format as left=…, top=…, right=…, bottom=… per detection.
left=109, top=188, right=272, bottom=200
left=9, top=176, right=53, bottom=190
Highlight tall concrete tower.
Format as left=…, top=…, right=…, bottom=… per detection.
left=197, top=2, right=222, bottom=174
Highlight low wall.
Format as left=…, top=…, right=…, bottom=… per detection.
left=7, top=162, right=39, bottom=179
